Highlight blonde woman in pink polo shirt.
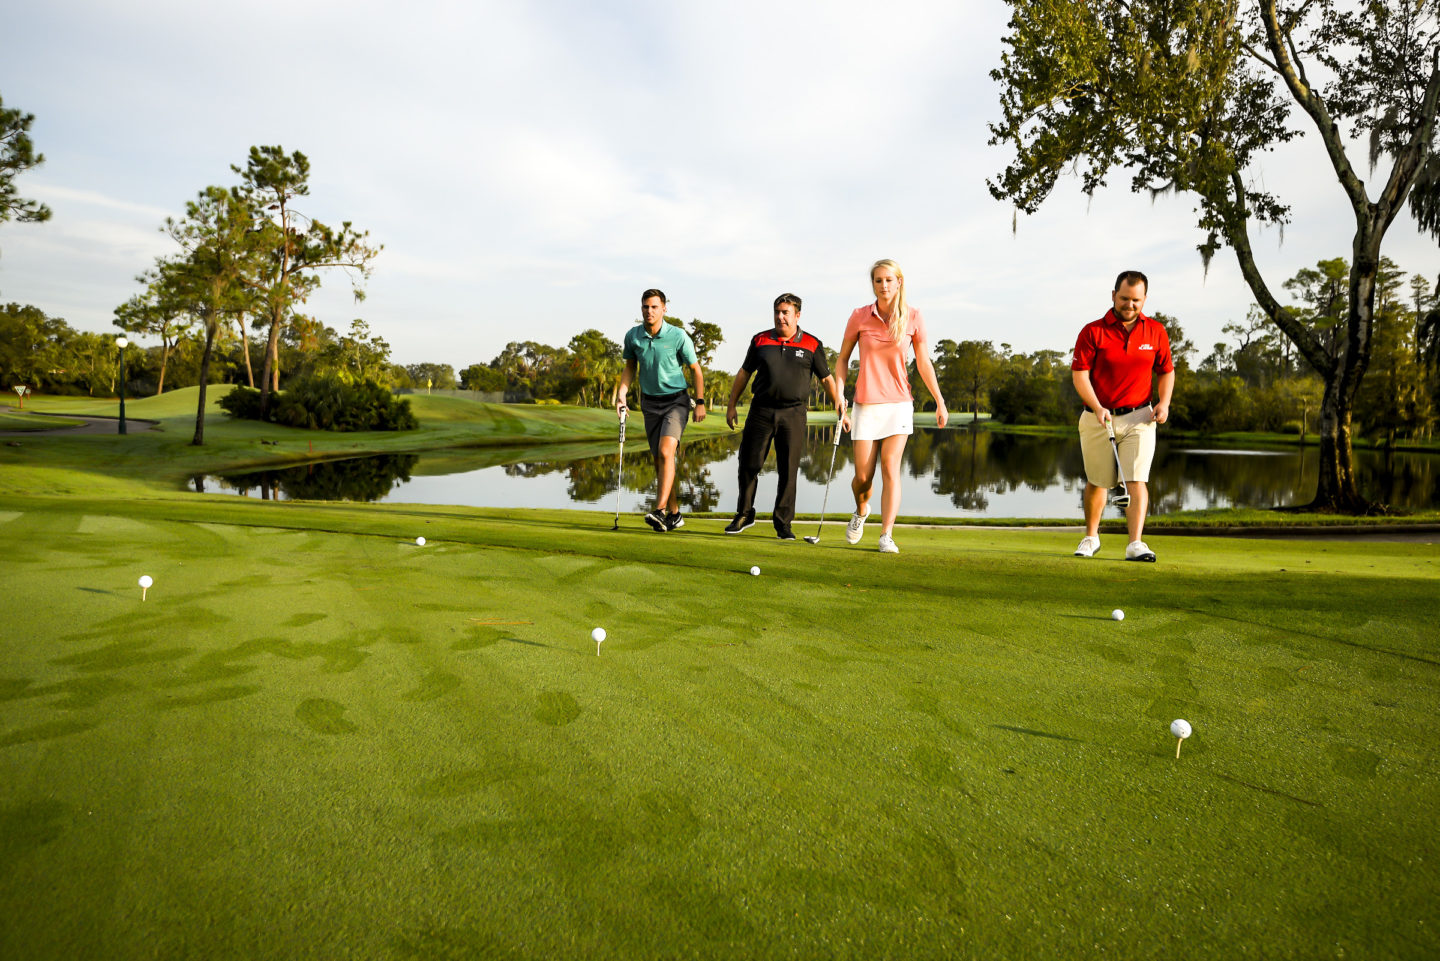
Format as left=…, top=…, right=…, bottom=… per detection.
left=833, top=259, right=948, bottom=553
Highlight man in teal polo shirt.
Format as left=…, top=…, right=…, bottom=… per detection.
left=617, top=288, right=706, bottom=532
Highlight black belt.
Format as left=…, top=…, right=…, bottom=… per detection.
left=1088, top=404, right=1148, bottom=416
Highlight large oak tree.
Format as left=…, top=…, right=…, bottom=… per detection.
left=989, top=0, right=1439, bottom=511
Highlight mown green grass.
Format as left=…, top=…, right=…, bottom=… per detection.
left=1, top=493, right=1436, bottom=959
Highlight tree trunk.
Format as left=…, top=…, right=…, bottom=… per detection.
left=258, top=303, right=283, bottom=418
left=158, top=342, right=171, bottom=395
left=236, top=316, right=255, bottom=387
left=1306, top=375, right=1368, bottom=512
left=192, top=316, right=218, bottom=446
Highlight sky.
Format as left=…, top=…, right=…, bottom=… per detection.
left=2, top=0, right=1435, bottom=377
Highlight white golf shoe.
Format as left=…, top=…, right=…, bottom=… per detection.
left=1125, top=540, right=1157, bottom=562
left=878, top=533, right=899, bottom=554
left=1073, top=535, right=1101, bottom=557
left=845, top=509, right=870, bottom=544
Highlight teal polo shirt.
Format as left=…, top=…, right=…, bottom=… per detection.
left=623, top=322, right=698, bottom=396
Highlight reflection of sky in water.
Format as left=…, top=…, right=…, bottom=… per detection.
left=200, top=431, right=1438, bottom=517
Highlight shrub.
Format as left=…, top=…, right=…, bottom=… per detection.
left=218, top=385, right=265, bottom=421
left=218, top=376, right=417, bottom=432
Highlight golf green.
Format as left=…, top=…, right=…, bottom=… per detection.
left=1, top=495, right=1436, bottom=959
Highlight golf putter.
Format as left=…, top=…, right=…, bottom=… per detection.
left=1106, top=417, right=1132, bottom=509
left=804, top=414, right=846, bottom=544
left=611, top=408, right=627, bottom=530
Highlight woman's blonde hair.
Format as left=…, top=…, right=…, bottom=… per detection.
left=870, top=258, right=908, bottom=343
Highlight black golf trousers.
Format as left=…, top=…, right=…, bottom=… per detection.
left=736, top=403, right=806, bottom=529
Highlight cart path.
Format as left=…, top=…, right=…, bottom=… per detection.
left=0, top=406, right=160, bottom=436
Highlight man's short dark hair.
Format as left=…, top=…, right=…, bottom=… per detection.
left=774, top=293, right=802, bottom=312
left=641, top=288, right=667, bottom=305
left=1114, top=270, right=1148, bottom=293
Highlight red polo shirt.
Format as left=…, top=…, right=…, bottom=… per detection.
left=1071, top=309, right=1173, bottom=410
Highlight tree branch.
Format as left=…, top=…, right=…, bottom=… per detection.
left=1222, top=170, right=1332, bottom=374
left=1241, top=42, right=1281, bottom=73
left=1375, top=57, right=1440, bottom=235
left=1258, top=0, right=1371, bottom=218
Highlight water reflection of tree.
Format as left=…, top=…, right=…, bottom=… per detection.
left=211, top=453, right=419, bottom=502
left=199, top=430, right=1440, bottom=514
left=918, top=429, right=1082, bottom=512
left=503, top=435, right=732, bottom=511
left=1158, top=445, right=1440, bottom=512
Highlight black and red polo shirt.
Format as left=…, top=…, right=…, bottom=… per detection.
left=1071, top=309, right=1174, bottom=410
left=740, top=328, right=830, bottom=408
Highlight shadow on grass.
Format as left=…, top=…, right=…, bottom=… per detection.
left=991, top=724, right=1085, bottom=743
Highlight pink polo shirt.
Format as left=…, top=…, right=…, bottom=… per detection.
left=844, top=304, right=927, bottom=404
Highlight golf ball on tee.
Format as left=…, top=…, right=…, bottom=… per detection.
left=415, top=536, right=426, bottom=546
left=138, top=575, right=153, bottom=589
left=1171, top=719, right=1192, bottom=740
left=1111, top=609, right=1125, bottom=621
left=750, top=566, right=760, bottom=576
left=591, top=627, right=606, bottom=643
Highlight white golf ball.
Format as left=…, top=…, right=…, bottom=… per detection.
left=415, top=536, right=426, bottom=546
left=591, top=627, right=606, bottom=643
left=1111, top=609, right=1125, bottom=621
left=750, top=566, right=760, bottom=576
left=138, top=575, right=153, bottom=589
left=1171, top=719, right=1192, bottom=740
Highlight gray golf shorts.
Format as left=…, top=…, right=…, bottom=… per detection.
left=641, top=391, right=691, bottom=456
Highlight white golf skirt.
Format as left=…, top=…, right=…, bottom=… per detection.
left=851, top=401, right=913, bottom=441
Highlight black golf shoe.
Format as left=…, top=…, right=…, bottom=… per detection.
left=776, top=526, right=796, bottom=541
left=644, top=509, right=669, bottom=532
left=724, top=510, right=756, bottom=534
left=665, top=511, right=685, bottom=531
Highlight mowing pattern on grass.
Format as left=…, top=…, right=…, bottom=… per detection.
left=0, top=498, right=1437, bottom=959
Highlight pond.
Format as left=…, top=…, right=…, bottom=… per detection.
left=192, top=427, right=1440, bottom=518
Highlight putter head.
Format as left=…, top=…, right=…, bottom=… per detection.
left=1112, top=490, right=1131, bottom=508
left=803, top=536, right=819, bottom=544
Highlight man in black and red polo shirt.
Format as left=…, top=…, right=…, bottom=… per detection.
left=724, top=293, right=845, bottom=539
left=1070, top=270, right=1175, bottom=562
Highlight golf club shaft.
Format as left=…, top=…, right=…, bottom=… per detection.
left=1107, top=420, right=1131, bottom=503
left=808, top=419, right=844, bottom=542
left=613, top=411, right=627, bottom=528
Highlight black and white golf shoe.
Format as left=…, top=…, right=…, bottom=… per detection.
left=1125, top=540, right=1157, bottom=562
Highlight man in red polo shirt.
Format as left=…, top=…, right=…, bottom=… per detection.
left=1070, top=270, right=1175, bottom=562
